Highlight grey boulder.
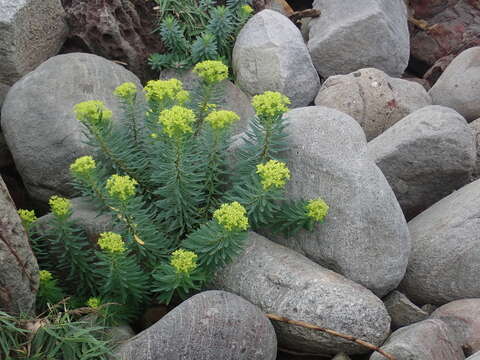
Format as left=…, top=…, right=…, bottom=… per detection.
left=469, top=118, right=480, bottom=180
left=233, top=10, right=320, bottom=108
left=315, top=68, right=432, bottom=140
left=369, top=319, right=464, bottom=360
left=431, top=299, right=480, bottom=356
left=0, top=0, right=68, bottom=86
left=0, top=176, right=39, bottom=315
left=308, top=0, right=409, bottom=78
left=1, top=53, right=142, bottom=204
left=368, top=105, right=476, bottom=219
left=270, top=106, right=410, bottom=297
left=383, top=291, right=428, bottom=330
left=399, top=179, right=480, bottom=305
left=468, top=352, right=480, bottom=360
left=429, top=47, right=480, bottom=121
left=117, top=290, right=277, bottom=360
left=159, top=69, right=254, bottom=135
left=212, top=232, right=391, bottom=356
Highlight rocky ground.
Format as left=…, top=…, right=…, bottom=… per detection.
left=1, top=0, right=480, bottom=359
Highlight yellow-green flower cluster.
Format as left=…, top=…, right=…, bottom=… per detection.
left=73, top=100, right=112, bottom=127
left=205, top=110, right=240, bottom=130
left=106, top=174, right=138, bottom=201
left=158, top=105, right=196, bottom=138
left=213, top=202, right=249, bottom=232
left=170, top=249, right=198, bottom=274
left=98, top=232, right=126, bottom=254
left=241, top=4, right=253, bottom=15
left=144, top=79, right=189, bottom=104
left=86, top=297, right=101, bottom=309
left=113, top=82, right=137, bottom=100
left=306, top=198, right=329, bottom=222
left=70, top=156, right=96, bottom=177
left=39, top=270, right=53, bottom=283
left=49, top=196, right=71, bottom=217
left=252, top=91, right=290, bottom=119
left=193, top=60, right=228, bottom=84
left=18, top=209, right=37, bottom=226
left=256, top=160, right=290, bottom=190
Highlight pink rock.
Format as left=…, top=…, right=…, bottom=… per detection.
left=431, top=299, right=480, bottom=356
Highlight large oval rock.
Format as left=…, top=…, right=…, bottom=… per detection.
left=0, top=0, right=68, bottom=86
left=233, top=10, right=320, bottom=108
left=0, top=176, right=38, bottom=315
left=1, top=53, right=142, bottom=203
left=399, top=179, right=480, bottom=305
left=308, top=0, right=409, bottom=78
left=117, top=290, right=277, bottom=360
left=315, top=68, right=432, bottom=140
left=270, top=106, right=410, bottom=296
left=470, top=118, right=480, bottom=180
left=429, top=47, right=480, bottom=121
left=431, top=299, right=480, bottom=356
left=368, top=105, right=476, bottom=219
left=370, top=319, right=464, bottom=360
left=212, top=232, right=391, bottom=356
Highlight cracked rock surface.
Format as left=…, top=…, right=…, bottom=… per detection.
left=0, top=176, right=38, bottom=315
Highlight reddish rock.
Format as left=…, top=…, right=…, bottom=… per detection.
left=61, top=0, right=164, bottom=82
left=409, top=0, right=480, bottom=83
left=431, top=299, right=480, bottom=356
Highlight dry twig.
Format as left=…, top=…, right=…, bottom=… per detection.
left=266, top=313, right=396, bottom=360
left=289, top=9, right=321, bottom=23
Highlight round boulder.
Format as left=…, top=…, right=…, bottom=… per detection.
left=368, top=105, right=475, bottom=219
left=370, top=319, right=464, bottom=360
left=431, top=299, right=480, bottom=356
left=117, top=290, right=277, bottom=360
left=269, top=106, right=410, bottom=297
left=308, top=0, right=409, bottom=78
left=429, top=47, right=480, bottom=121
left=399, top=179, right=480, bottom=305
left=212, top=232, right=391, bottom=356
left=315, top=68, right=431, bottom=141
left=0, top=0, right=68, bottom=86
left=1, top=53, right=142, bottom=203
left=233, top=9, right=320, bottom=108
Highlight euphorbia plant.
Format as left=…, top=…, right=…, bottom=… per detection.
left=21, top=60, right=329, bottom=323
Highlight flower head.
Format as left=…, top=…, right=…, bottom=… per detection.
left=49, top=196, right=71, bottom=217
left=256, top=160, right=290, bottom=190
left=306, top=198, right=329, bottom=222
left=113, top=82, right=137, bottom=100
left=70, top=156, right=96, bottom=177
left=252, top=91, right=290, bottom=119
left=158, top=105, right=196, bottom=138
left=205, top=110, right=240, bottom=130
left=73, top=100, right=112, bottom=127
left=106, top=174, right=138, bottom=202
left=144, top=79, right=188, bottom=104
left=213, top=202, right=249, bottom=232
left=170, top=249, right=198, bottom=274
left=98, top=232, right=125, bottom=253
left=18, top=209, right=37, bottom=226
left=86, top=297, right=102, bottom=309
left=39, top=270, right=53, bottom=283
left=193, top=60, right=228, bottom=84
left=241, top=4, right=253, bottom=15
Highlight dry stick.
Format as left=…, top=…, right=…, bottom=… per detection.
left=289, top=9, right=321, bottom=23
left=266, top=313, right=396, bottom=360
